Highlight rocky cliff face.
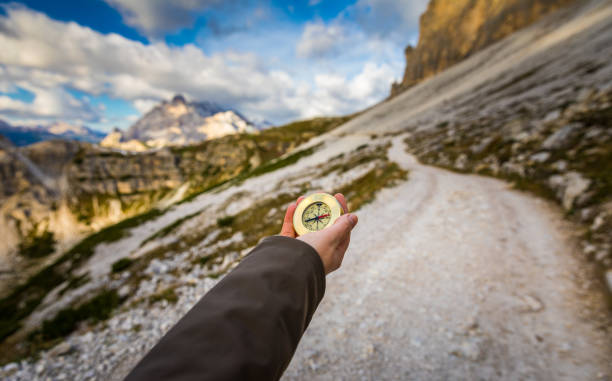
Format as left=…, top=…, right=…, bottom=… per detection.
left=390, top=0, right=577, bottom=97
left=104, top=95, right=259, bottom=150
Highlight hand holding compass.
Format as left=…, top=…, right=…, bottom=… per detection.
left=280, top=192, right=358, bottom=274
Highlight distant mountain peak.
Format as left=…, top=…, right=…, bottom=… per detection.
left=171, top=94, right=187, bottom=104
left=106, top=96, right=260, bottom=150
left=0, top=119, right=105, bottom=146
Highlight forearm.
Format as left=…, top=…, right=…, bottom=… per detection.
left=124, top=235, right=326, bottom=381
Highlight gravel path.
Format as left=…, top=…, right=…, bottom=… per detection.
left=282, top=138, right=611, bottom=380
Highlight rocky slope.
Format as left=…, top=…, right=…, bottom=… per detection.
left=390, top=0, right=577, bottom=96
left=336, top=0, right=612, bottom=285
left=103, top=95, right=259, bottom=150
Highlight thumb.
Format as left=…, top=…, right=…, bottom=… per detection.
left=325, top=213, right=358, bottom=242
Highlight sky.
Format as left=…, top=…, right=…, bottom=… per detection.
left=0, top=0, right=428, bottom=132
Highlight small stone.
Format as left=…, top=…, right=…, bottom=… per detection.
left=583, top=244, right=597, bottom=257
left=605, top=270, right=612, bottom=294
left=591, top=214, right=605, bottom=231
left=559, top=342, right=572, bottom=353
left=470, top=137, right=494, bottom=154
left=49, top=342, right=73, bottom=357
left=3, top=363, right=18, bottom=372
left=543, top=109, right=561, bottom=122
left=522, top=295, right=544, bottom=312
left=542, top=123, right=581, bottom=150
left=595, top=250, right=609, bottom=262
left=36, top=362, right=45, bottom=374
left=530, top=152, right=550, bottom=163
left=552, top=160, right=567, bottom=172
left=118, top=285, right=131, bottom=298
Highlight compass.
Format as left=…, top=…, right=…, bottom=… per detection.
left=293, top=192, right=343, bottom=236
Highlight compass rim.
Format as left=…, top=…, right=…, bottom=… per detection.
left=292, top=192, right=343, bottom=236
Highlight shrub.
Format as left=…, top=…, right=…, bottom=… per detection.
left=18, top=231, right=56, bottom=258
left=217, top=215, right=235, bottom=227
left=41, top=289, right=121, bottom=340
left=111, top=258, right=133, bottom=273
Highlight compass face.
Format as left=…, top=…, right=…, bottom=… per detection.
left=293, top=192, right=343, bottom=236
left=302, top=202, right=332, bottom=231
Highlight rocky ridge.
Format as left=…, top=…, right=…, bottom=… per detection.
left=390, top=0, right=577, bottom=96
left=0, top=120, right=105, bottom=146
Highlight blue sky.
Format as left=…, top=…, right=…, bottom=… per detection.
left=0, top=0, right=428, bottom=132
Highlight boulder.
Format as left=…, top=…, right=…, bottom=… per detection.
left=541, top=123, right=581, bottom=150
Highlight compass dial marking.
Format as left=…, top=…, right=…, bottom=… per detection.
left=302, top=202, right=332, bottom=231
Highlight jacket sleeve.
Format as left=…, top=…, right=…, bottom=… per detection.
left=124, top=235, right=326, bottom=381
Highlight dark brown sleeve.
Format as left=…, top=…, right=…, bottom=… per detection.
left=124, top=235, right=326, bottom=381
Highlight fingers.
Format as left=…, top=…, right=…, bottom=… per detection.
left=334, top=193, right=348, bottom=213
left=280, top=201, right=298, bottom=238
left=327, top=213, right=358, bottom=243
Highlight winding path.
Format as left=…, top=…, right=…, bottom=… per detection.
left=282, top=138, right=611, bottom=380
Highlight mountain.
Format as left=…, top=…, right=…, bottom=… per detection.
left=104, top=95, right=259, bottom=150
left=390, top=0, right=577, bottom=97
left=46, top=121, right=106, bottom=143
left=0, top=119, right=105, bottom=146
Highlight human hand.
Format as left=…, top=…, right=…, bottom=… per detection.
left=279, top=193, right=358, bottom=275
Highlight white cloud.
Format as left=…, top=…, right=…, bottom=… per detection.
left=0, top=5, right=397, bottom=126
left=0, top=85, right=99, bottom=122
left=296, top=22, right=346, bottom=59
left=343, top=0, right=429, bottom=42
left=132, top=99, right=159, bottom=114
left=104, top=0, right=219, bottom=37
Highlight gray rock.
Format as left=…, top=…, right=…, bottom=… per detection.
left=542, top=123, right=581, bottom=150
left=49, top=342, right=73, bottom=357
left=530, top=152, right=550, bottom=163
left=455, top=154, right=468, bottom=170
left=543, top=109, right=561, bottom=122
left=470, top=137, right=494, bottom=155
left=548, top=172, right=591, bottom=210
left=552, top=160, right=568, bottom=172
left=118, top=285, right=131, bottom=298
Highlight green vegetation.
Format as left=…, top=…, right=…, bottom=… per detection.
left=216, top=215, right=235, bottom=227
left=238, top=144, right=320, bottom=180
left=338, top=162, right=408, bottom=211
left=59, top=274, right=91, bottom=296
left=18, top=231, right=56, bottom=259
left=111, top=258, right=134, bottom=273
left=149, top=287, right=178, bottom=305
left=174, top=116, right=352, bottom=202
left=0, top=208, right=163, bottom=346
left=37, top=289, right=122, bottom=341
left=140, top=210, right=202, bottom=246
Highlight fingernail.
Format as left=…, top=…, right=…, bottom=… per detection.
left=348, top=214, right=357, bottom=226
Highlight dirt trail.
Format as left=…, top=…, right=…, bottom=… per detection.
left=282, top=138, right=611, bottom=380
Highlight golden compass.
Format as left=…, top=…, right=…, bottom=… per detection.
left=293, top=193, right=343, bottom=236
